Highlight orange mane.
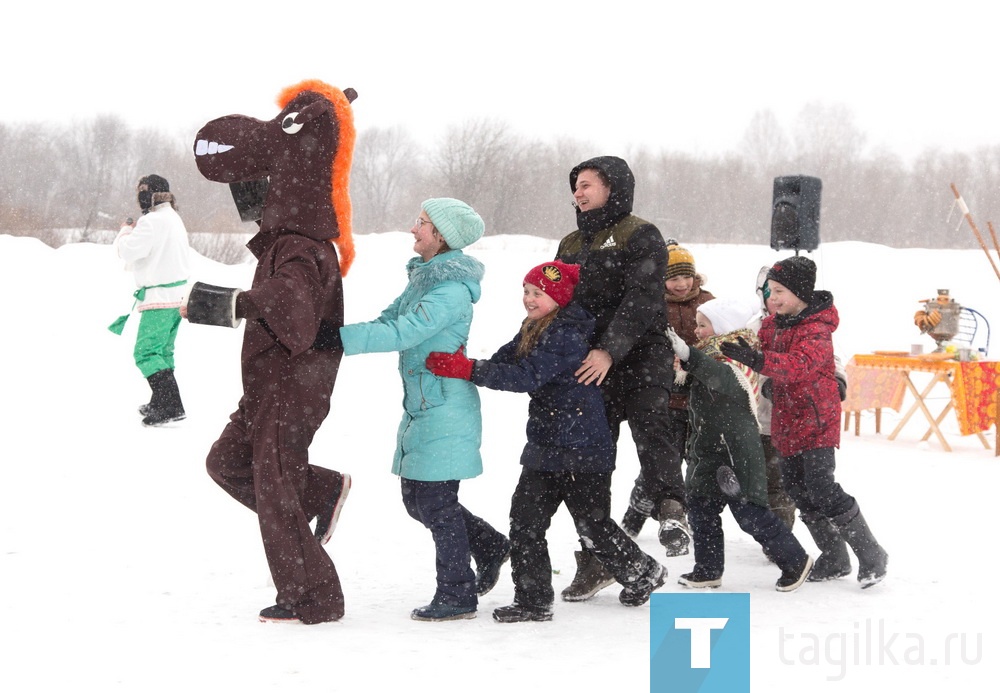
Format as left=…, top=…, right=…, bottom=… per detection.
left=276, top=79, right=357, bottom=276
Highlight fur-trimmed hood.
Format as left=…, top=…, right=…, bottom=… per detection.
left=403, top=250, right=485, bottom=305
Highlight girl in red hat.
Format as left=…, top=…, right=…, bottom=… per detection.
left=427, top=260, right=666, bottom=623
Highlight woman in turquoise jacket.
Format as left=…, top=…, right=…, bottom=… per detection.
left=337, top=198, right=509, bottom=622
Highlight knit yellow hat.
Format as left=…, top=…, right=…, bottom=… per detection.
left=666, top=245, right=695, bottom=279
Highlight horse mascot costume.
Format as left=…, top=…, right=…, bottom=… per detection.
left=185, top=79, right=357, bottom=624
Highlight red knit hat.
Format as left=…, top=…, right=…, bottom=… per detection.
left=523, top=261, right=580, bottom=308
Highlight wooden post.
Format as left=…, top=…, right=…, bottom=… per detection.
left=951, top=183, right=1000, bottom=283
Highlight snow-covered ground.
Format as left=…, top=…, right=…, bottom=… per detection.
left=2, top=232, right=996, bottom=690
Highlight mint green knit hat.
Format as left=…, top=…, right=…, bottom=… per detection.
left=422, top=198, right=484, bottom=250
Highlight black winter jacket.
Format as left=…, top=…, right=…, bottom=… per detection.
left=555, top=156, right=673, bottom=389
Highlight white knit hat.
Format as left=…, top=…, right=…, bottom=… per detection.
left=421, top=198, right=484, bottom=250
left=698, top=296, right=760, bottom=335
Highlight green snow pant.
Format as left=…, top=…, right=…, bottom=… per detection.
left=134, top=308, right=181, bottom=378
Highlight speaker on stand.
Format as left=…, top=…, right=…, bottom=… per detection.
left=770, top=175, right=822, bottom=254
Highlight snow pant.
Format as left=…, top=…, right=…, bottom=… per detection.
left=626, top=407, right=689, bottom=519
left=400, top=478, right=507, bottom=609
left=134, top=307, right=181, bottom=378
left=687, top=493, right=808, bottom=578
left=603, top=380, right=685, bottom=513
left=510, top=468, right=661, bottom=607
left=205, top=362, right=345, bottom=625
left=779, top=447, right=856, bottom=521
left=761, top=434, right=796, bottom=528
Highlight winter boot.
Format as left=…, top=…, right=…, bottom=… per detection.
left=475, top=539, right=511, bottom=597
left=142, top=369, right=186, bottom=426
left=493, top=602, right=553, bottom=623
left=801, top=512, right=852, bottom=582
left=560, top=550, right=616, bottom=602
left=411, top=602, right=477, bottom=622
left=836, top=505, right=888, bottom=589
left=657, top=499, right=691, bottom=557
left=678, top=569, right=722, bottom=589
left=776, top=554, right=813, bottom=592
left=259, top=605, right=301, bottom=623
left=620, top=508, right=647, bottom=538
left=619, top=562, right=667, bottom=607
left=314, top=472, right=352, bottom=545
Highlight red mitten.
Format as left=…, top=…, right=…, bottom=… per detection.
left=426, top=346, right=474, bottom=380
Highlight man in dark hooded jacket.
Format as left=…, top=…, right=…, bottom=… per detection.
left=555, top=156, right=688, bottom=602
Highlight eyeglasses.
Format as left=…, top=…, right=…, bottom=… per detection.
left=415, top=217, right=434, bottom=229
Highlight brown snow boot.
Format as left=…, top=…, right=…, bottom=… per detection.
left=560, top=550, right=615, bottom=602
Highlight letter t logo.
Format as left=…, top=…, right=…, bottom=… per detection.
left=674, top=618, right=729, bottom=668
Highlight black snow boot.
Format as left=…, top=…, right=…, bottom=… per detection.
left=801, top=512, right=852, bottom=582
left=142, top=369, right=186, bottom=427
left=835, top=504, right=888, bottom=589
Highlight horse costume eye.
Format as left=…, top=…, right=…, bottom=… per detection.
left=281, top=113, right=304, bottom=135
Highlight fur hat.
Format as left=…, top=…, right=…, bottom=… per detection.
left=666, top=244, right=695, bottom=279
left=767, top=255, right=816, bottom=302
left=139, top=174, right=170, bottom=193
left=422, top=198, right=484, bottom=250
left=698, top=296, right=759, bottom=335
left=524, top=261, right=580, bottom=308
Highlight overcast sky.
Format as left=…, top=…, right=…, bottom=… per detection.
left=5, top=1, right=998, bottom=160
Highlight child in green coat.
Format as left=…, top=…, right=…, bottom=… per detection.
left=666, top=297, right=812, bottom=591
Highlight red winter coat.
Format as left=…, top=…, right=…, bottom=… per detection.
left=758, top=290, right=841, bottom=457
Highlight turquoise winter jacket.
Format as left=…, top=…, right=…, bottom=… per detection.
left=340, top=250, right=484, bottom=481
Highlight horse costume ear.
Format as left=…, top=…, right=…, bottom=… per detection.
left=293, top=99, right=333, bottom=125
left=343, top=88, right=357, bottom=103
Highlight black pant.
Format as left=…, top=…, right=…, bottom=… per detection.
left=780, top=447, right=856, bottom=520
left=687, top=494, right=807, bottom=577
left=509, top=468, right=659, bottom=607
left=627, top=407, right=689, bottom=518
left=401, top=478, right=507, bottom=608
left=603, top=382, right=685, bottom=510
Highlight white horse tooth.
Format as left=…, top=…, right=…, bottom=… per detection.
left=218, top=144, right=234, bottom=153
left=195, top=139, right=209, bottom=156
left=208, top=141, right=220, bottom=154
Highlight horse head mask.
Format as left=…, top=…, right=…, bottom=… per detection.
left=194, top=79, right=358, bottom=275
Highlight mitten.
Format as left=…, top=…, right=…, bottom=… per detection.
left=719, top=336, right=765, bottom=372
left=312, top=320, right=343, bottom=351
left=184, top=282, right=242, bottom=328
left=665, top=327, right=690, bottom=361
left=426, top=346, right=474, bottom=380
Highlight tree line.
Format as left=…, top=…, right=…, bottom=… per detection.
left=3, top=102, right=999, bottom=261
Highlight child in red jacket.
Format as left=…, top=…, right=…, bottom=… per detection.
left=721, top=256, right=888, bottom=588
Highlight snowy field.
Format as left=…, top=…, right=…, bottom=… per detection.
left=2, top=231, right=997, bottom=691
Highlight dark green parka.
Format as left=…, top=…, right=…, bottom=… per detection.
left=683, top=340, right=769, bottom=506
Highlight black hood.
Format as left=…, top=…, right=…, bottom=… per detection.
left=570, top=155, right=635, bottom=232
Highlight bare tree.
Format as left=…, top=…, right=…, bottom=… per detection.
left=740, top=109, right=792, bottom=176
left=352, top=126, right=420, bottom=233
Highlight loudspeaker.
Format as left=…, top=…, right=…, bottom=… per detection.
left=770, top=175, right=821, bottom=251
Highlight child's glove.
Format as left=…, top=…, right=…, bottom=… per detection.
left=426, top=346, right=474, bottom=380
left=719, top=336, right=765, bottom=372
left=665, top=327, right=690, bottom=361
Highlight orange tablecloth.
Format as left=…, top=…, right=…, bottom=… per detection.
left=847, top=354, right=1000, bottom=436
